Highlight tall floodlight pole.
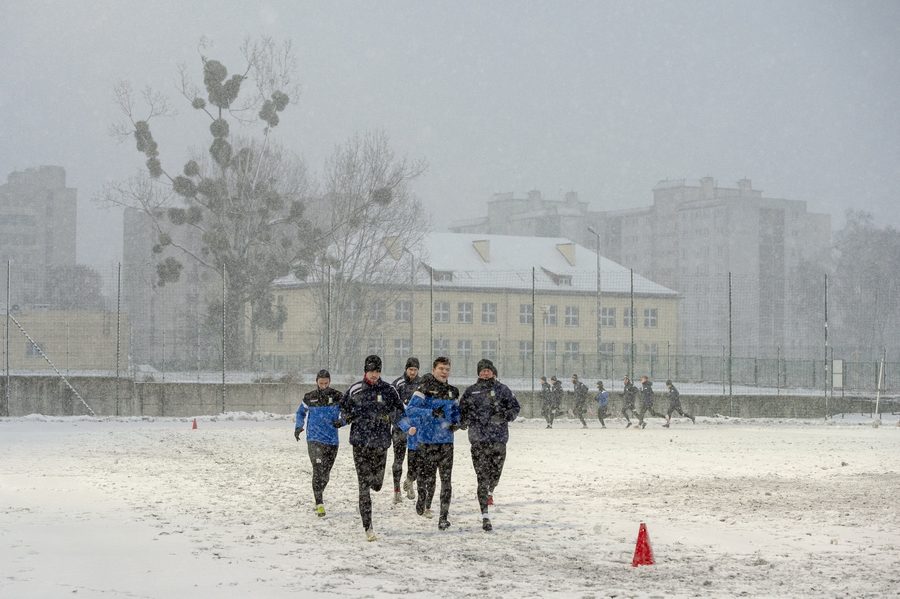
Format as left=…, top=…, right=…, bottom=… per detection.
left=531, top=268, right=536, bottom=410
left=824, top=273, right=829, bottom=418
left=728, top=271, right=733, bottom=414
left=540, top=305, right=550, bottom=378
left=221, top=263, right=226, bottom=414
left=326, top=265, right=331, bottom=369
left=630, top=269, right=635, bottom=378
left=116, top=263, right=121, bottom=416
left=6, top=261, right=10, bottom=417
left=588, top=226, right=602, bottom=378
left=429, top=268, right=434, bottom=360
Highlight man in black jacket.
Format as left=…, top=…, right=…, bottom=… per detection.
left=663, top=379, right=695, bottom=427
left=549, top=376, right=564, bottom=426
left=636, top=376, right=667, bottom=429
left=622, top=376, right=638, bottom=428
left=539, top=376, right=553, bottom=428
left=338, top=354, right=404, bottom=541
left=571, top=374, right=589, bottom=428
left=459, top=359, right=520, bottom=531
left=390, top=357, right=422, bottom=503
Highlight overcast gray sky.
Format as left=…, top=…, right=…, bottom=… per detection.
left=2, top=0, right=898, bottom=269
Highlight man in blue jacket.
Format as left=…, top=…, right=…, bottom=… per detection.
left=405, top=356, right=460, bottom=530
left=459, top=359, right=520, bottom=532
left=338, top=354, right=404, bottom=541
left=294, top=369, right=344, bottom=518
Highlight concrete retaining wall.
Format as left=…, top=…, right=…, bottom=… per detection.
left=0, top=377, right=891, bottom=419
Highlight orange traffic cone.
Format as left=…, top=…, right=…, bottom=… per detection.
left=632, top=523, right=654, bottom=566
left=192, top=418, right=198, bottom=429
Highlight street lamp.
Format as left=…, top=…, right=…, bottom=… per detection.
left=587, top=226, right=602, bottom=377
left=401, top=247, right=415, bottom=358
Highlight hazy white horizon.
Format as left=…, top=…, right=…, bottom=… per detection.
left=2, top=0, right=898, bottom=269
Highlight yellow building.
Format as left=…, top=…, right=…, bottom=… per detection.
left=1, top=309, right=130, bottom=372
left=258, top=233, right=678, bottom=379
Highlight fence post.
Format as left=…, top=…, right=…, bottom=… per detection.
left=823, top=273, right=829, bottom=418
left=222, top=262, right=226, bottom=414
left=5, top=260, right=10, bottom=417
left=531, top=267, right=535, bottom=405
left=116, top=262, right=121, bottom=416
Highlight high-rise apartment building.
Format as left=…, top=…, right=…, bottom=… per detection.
left=595, top=178, right=831, bottom=358
left=0, top=166, right=77, bottom=304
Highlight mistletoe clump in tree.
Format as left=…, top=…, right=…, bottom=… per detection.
left=104, top=38, right=318, bottom=368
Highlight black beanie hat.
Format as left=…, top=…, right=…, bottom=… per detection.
left=476, top=358, right=497, bottom=376
left=316, top=369, right=331, bottom=380
left=405, top=357, right=420, bottom=370
left=364, top=354, right=382, bottom=372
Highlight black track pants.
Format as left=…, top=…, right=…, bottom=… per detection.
left=391, top=426, right=408, bottom=491
left=307, top=441, right=338, bottom=505
left=352, top=445, right=388, bottom=530
left=470, top=441, right=507, bottom=514
left=416, top=442, right=454, bottom=519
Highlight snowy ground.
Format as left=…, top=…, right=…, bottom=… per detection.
left=1, top=413, right=898, bottom=599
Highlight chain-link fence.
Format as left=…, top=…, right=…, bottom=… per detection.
left=2, top=262, right=898, bottom=416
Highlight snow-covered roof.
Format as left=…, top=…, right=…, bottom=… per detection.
left=274, top=232, right=677, bottom=297
left=416, top=233, right=677, bottom=296
left=653, top=179, right=703, bottom=191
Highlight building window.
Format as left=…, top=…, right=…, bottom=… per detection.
left=277, top=328, right=284, bottom=343
left=622, top=342, right=635, bottom=356
left=458, top=302, right=473, bottom=324
left=482, top=303, right=497, bottom=324
left=457, top=339, right=472, bottom=356
left=434, top=301, right=450, bottom=323
left=519, top=340, right=533, bottom=357
left=643, top=308, right=658, bottom=328
left=599, top=342, right=615, bottom=355
left=643, top=343, right=659, bottom=357
left=565, top=306, right=579, bottom=327
left=623, top=308, right=632, bottom=328
left=370, top=300, right=385, bottom=321
left=368, top=338, right=385, bottom=354
left=25, top=342, right=44, bottom=358
left=432, top=270, right=453, bottom=282
left=544, top=341, right=557, bottom=356
left=395, top=300, right=412, bottom=322
left=601, top=307, right=616, bottom=328
left=481, top=340, right=498, bottom=357
left=543, top=305, right=558, bottom=326
left=564, top=342, right=580, bottom=358
left=345, top=299, right=360, bottom=320
left=519, top=304, right=533, bottom=325
left=394, top=338, right=410, bottom=357
left=433, top=338, right=450, bottom=356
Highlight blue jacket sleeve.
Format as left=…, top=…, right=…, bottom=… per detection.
left=295, top=403, right=308, bottom=428
left=400, top=405, right=431, bottom=431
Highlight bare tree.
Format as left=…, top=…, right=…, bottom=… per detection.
left=832, top=210, right=900, bottom=360
left=99, top=37, right=318, bottom=368
left=308, top=130, right=430, bottom=371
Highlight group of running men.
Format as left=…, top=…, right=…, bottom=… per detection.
left=294, top=354, right=520, bottom=542
left=541, top=374, right=695, bottom=430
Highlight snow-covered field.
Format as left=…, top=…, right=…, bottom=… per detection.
left=1, top=413, right=898, bottom=599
